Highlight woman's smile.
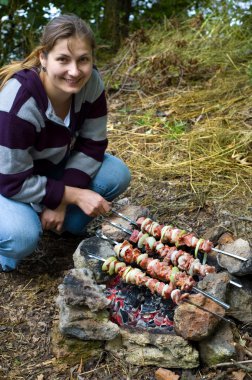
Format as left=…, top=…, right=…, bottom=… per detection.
left=40, top=36, right=93, bottom=100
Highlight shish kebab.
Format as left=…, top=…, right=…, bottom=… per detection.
left=96, top=232, right=230, bottom=310
left=105, top=220, right=242, bottom=289
left=111, top=210, right=247, bottom=262
left=88, top=253, right=235, bottom=325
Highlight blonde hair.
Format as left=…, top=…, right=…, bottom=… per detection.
left=0, top=14, right=96, bottom=89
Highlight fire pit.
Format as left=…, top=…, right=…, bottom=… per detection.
left=55, top=205, right=252, bottom=369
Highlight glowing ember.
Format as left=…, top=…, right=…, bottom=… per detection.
left=104, top=276, right=175, bottom=333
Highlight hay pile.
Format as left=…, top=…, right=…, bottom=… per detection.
left=102, top=15, right=252, bottom=213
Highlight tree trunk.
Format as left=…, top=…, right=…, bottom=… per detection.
left=101, top=0, right=120, bottom=51
left=101, top=0, right=131, bottom=51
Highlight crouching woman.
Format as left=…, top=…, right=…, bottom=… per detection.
left=0, top=14, right=131, bottom=272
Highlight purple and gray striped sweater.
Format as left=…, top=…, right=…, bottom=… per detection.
left=0, top=68, right=108, bottom=210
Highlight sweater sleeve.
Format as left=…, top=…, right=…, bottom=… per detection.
left=63, top=69, right=108, bottom=188
left=0, top=80, right=65, bottom=210
left=0, top=113, right=65, bottom=209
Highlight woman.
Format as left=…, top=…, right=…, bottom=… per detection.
left=0, top=14, right=131, bottom=272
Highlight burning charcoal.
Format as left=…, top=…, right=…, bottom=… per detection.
left=164, top=309, right=174, bottom=321
left=161, top=324, right=174, bottom=332
left=119, top=309, right=129, bottom=324
left=141, top=303, right=159, bottom=314
left=136, top=319, right=148, bottom=329
left=153, top=313, right=166, bottom=326
left=147, top=320, right=157, bottom=328
left=124, top=297, right=141, bottom=309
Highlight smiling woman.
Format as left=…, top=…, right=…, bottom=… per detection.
left=0, top=14, right=131, bottom=272
left=39, top=37, right=94, bottom=119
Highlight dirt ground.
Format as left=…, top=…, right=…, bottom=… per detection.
left=0, top=183, right=252, bottom=380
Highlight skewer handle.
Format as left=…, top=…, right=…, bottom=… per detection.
left=104, top=220, right=132, bottom=235
left=212, top=247, right=248, bottom=262
left=111, top=209, right=138, bottom=226
left=229, top=280, right=242, bottom=288
left=193, top=287, right=230, bottom=310
left=88, top=254, right=106, bottom=262
left=96, top=231, right=119, bottom=245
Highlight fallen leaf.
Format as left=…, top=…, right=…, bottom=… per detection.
left=232, top=370, right=246, bottom=380
left=155, top=368, right=180, bottom=380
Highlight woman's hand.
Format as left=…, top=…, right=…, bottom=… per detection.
left=63, top=187, right=111, bottom=217
left=41, top=186, right=111, bottom=232
left=40, top=203, right=66, bottom=232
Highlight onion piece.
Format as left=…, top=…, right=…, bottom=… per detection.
left=137, top=233, right=149, bottom=248
left=119, top=243, right=131, bottom=258
left=141, top=217, right=152, bottom=232
left=121, top=266, right=132, bottom=280
left=171, top=250, right=178, bottom=264
left=108, top=260, right=116, bottom=275
left=156, top=242, right=164, bottom=251
left=170, top=266, right=179, bottom=283
left=136, top=253, right=148, bottom=265
left=162, top=284, right=170, bottom=298
left=150, top=222, right=159, bottom=236
left=161, top=225, right=172, bottom=242
left=202, top=252, right=207, bottom=265
left=145, top=236, right=156, bottom=250
left=114, top=262, right=126, bottom=273
left=171, top=228, right=180, bottom=243
left=195, top=238, right=204, bottom=258
left=102, top=256, right=117, bottom=272
left=114, top=243, right=122, bottom=257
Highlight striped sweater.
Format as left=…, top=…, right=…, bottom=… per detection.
left=0, top=68, right=108, bottom=209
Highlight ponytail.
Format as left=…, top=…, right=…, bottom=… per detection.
left=0, top=46, right=42, bottom=90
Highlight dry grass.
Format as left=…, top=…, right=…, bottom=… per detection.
left=102, top=17, right=252, bottom=212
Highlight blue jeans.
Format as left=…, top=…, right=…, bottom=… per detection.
left=0, top=154, right=131, bottom=271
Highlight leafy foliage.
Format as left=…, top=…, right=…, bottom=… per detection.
left=0, top=1, right=252, bottom=64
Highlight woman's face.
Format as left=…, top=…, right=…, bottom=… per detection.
left=40, top=36, right=93, bottom=98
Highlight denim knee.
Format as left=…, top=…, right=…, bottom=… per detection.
left=90, top=154, right=131, bottom=200
left=1, top=223, right=41, bottom=261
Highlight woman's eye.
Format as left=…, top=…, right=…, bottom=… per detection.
left=57, top=57, right=68, bottom=63
left=80, top=56, right=89, bottom=63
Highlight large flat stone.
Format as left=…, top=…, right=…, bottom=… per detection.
left=106, top=329, right=199, bottom=369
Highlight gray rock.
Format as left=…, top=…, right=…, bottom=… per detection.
left=73, top=237, right=115, bottom=283
left=197, top=271, right=230, bottom=302
left=57, top=268, right=110, bottom=311
left=57, top=301, right=120, bottom=341
left=106, top=329, right=199, bottom=369
left=217, top=239, right=252, bottom=276
left=198, top=322, right=236, bottom=366
left=102, top=204, right=149, bottom=241
left=226, top=275, right=252, bottom=323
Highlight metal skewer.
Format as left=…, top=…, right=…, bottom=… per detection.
left=95, top=233, right=230, bottom=310
left=110, top=211, right=248, bottom=262
left=88, top=253, right=233, bottom=322
left=88, top=253, right=106, bottom=261
left=229, top=280, right=242, bottom=288
left=96, top=231, right=119, bottom=245
left=111, top=209, right=138, bottom=227
left=211, top=247, right=247, bottom=262
left=192, top=287, right=229, bottom=309
left=103, top=220, right=242, bottom=290
left=104, top=220, right=132, bottom=235
left=183, top=299, right=235, bottom=326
